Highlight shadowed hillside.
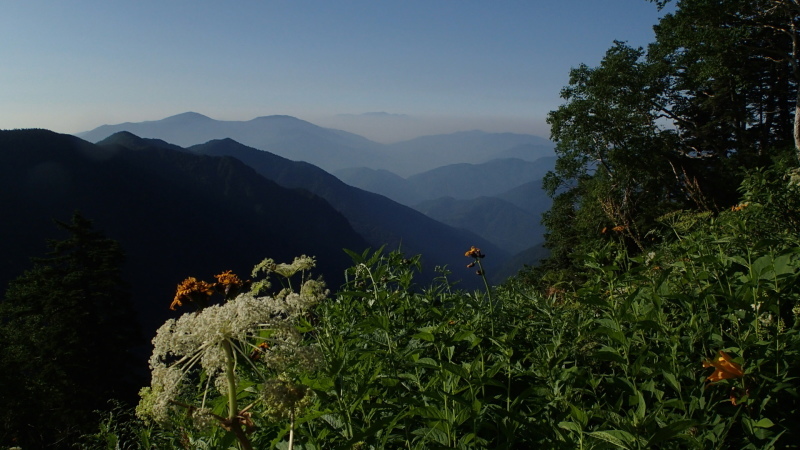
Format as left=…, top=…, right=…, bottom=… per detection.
left=180, top=136, right=509, bottom=286
left=0, top=129, right=367, bottom=337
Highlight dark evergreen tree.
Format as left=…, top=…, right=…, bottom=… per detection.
left=0, top=212, right=142, bottom=449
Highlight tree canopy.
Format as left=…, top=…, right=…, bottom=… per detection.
left=538, top=0, right=800, bottom=282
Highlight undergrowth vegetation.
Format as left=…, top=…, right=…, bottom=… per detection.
left=68, top=166, right=800, bottom=449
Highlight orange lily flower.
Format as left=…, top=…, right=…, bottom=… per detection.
left=703, top=351, right=743, bottom=383
left=464, top=246, right=485, bottom=259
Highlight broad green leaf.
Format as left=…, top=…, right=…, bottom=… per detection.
left=412, top=331, right=435, bottom=342
left=594, top=346, right=626, bottom=364
left=647, top=420, right=699, bottom=446
left=441, top=361, right=469, bottom=379
left=588, top=430, right=635, bottom=449
left=415, top=357, right=439, bottom=369
left=662, top=371, right=681, bottom=394
left=559, top=421, right=583, bottom=433
left=755, top=418, right=775, bottom=428
left=569, top=403, right=588, bottom=427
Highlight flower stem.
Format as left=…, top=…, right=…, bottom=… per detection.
left=222, top=340, right=238, bottom=422
left=476, top=259, right=494, bottom=335
left=222, top=339, right=254, bottom=450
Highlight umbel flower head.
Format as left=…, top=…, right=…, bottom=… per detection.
left=703, top=351, right=744, bottom=384
left=138, top=280, right=324, bottom=424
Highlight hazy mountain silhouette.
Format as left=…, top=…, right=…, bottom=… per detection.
left=0, top=129, right=367, bottom=338
left=335, top=160, right=553, bottom=264
left=181, top=137, right=509, bottom=286
left=406, top=157, right=556, bottom=200
left=336, top=157, right=556, bottom=206
left=384, top=130, right=555, bottom=176
left=494, top=178, right=553, bottom=214
left=78, top=112, right=384, bottom=172
left=334, top=167, right=423, bottom=205
left=494, top=143, right=558, bottom=161
left=77, top=113, right=555, bottom=176
left=414, top=196, right=545, bottom=254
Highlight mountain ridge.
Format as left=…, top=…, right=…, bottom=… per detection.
left=184, top=136, right=509, bottom=286
left=0, top=129, right=368, bottom=337
left=76, top=112, right=554, bottom=175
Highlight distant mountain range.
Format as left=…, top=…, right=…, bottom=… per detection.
left=382, top=131, right=554, bottom=176
left=77, top=112, right=555, bottom=176
left=0, top=129, right=367, bottom=337
left=78, top=112, right=381, bottom=173
left=178, top=136, right=508, bottom=283
left=335, top=158, right=554, bottom=255
left=335, top=157, right=556, bottom=205
left=74, top=112, right=557, bottom=279
left=414, top=196, right=546, bottom=255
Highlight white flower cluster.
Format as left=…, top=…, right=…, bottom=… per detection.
left=274, top=255, right=316, bottom=278
left=251, top=255, right=319, bottom=295
left=261, top=378, right=313, bottom=421
left=138, top=280, right=324, bottom=424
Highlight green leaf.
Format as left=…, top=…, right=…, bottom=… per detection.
left=416, top=357, right=439, bottom=369
left=441, top=361, right=469, bottom=379
left=559, top=421, right=583, bottom=433
left=594, top=346, right=626, bottom=364
left=595, top=326, right=627, bottom=346
left=631, top=390, right=646, bottom=423
left=754, top=418, right=775, bottom=428
left=647, top=419, right=697, bottom=446
left=662, top=371, right=681, bottom=394
left=569, top=403, right=588, bottom=427
left=412, top=331, right=435, bottom=342
left=588, top=430, right=636, bottom=449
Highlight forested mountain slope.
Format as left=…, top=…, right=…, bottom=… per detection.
left=0, top=129, right=367, bottom=336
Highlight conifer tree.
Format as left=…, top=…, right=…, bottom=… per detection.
left=0, top=212, right=142, bottom=448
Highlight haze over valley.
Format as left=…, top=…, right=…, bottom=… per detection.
left=76, top=111, right=557, bottom=271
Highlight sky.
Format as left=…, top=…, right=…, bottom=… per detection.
left=1, top=1, right=670, bottom=143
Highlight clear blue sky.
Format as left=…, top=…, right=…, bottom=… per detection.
left=1, top=1, right=669, bottom=142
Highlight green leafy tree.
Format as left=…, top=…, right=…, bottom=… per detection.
left=651, top=0, right=800, bottom=159
left=539, top=0, right=799, bottom=283
left=0, top=212, right=142, bottom=448
left=542, top=42, right=683, bottom=277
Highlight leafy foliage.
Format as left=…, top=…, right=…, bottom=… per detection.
left=82, top=173, right=800, bottom=447
left=540, top=0, right=799, bottom=280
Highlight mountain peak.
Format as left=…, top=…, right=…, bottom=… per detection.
left=96, top=130, right=186, bottom=152
left=249, top=115, right=304, bottom=123
left=162, top=112, right=214, bottom=122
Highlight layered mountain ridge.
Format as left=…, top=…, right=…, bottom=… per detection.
left=77, top=112, right=555, bottom=176
left=0, top=129, right=367, bottom=336
left=74, top=112, right=556, bottom=277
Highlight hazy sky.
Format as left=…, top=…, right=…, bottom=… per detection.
left=2, top=1, right=669, bottom=142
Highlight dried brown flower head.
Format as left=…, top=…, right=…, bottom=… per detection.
left=171, top=277, right=215, bottom=310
